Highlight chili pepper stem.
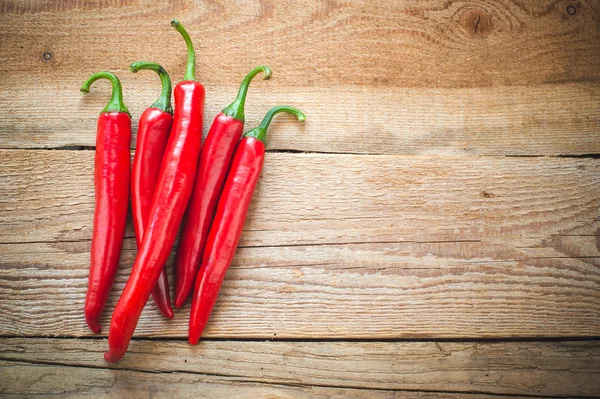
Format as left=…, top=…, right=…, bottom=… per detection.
left=222, top=66, right=272, bottom=122
left=171, top=19, right=196, bottom=81
left=243, top=105, right=306, bottom=142
left=130, top=62, right=173, bottom=114
left=81, top=71, right=130, bottom=116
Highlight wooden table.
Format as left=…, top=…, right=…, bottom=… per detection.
left=1, top=1, right=599, bottom=397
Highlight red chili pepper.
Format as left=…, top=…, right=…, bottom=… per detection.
left=188, top=106, right=305, bottom=344
left=81, top=72, right=132, bottom=334
left=129, top=62, right=174, bottom=319
left=105, top=19, right=205, bottom=362
left=174, top=65, right=272, bottom=309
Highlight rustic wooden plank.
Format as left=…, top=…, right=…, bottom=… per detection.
left=1, top=239, right=599, bottom=338
left=2, top=0, right=598, bottom=88
left=0, top=149, right=598, bottom=338
left=0, top=361, right=551, bottom=399
left=1, top=150, right=599, bottom=246
left=0, top=362, right=385, bottom=399
left=1, top=338, right=599, bottom=397
left=0, top=1, right=599, bottom=154
left=2, top=82, right=600, bottom=155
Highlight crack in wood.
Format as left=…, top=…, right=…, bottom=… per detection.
left=3, top=146, right=600, bottom=159
left=1, top=336, right=599, bottom=343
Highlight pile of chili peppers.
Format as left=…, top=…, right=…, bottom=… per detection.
left=81, top=19, right=305, bottom=362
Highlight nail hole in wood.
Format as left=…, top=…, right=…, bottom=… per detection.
left=42, top=52, right=53, bottom=61
left=566, top=5, right=577, bottom=15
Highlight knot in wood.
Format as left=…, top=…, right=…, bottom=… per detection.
left=460, top=9, right=493, bottom=38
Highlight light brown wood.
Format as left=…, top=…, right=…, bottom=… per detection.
left=2, top=150, right=599, bottom=246
left=2, top=0, right=599, bottom=87
left=0, top=0, right=599, bottom=154
left=2, top=83, right=600, bottom=156
left=1, top=0, right=599, bottom=394
left=0, top=150, right=598, bottom=338
left=1, top=338, right=599, bottom=397
left=2, top=238, right=599, bottom=338
left=0, top=361, right=550, bottom=399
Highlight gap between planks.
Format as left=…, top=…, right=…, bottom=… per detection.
left=2, top=336, right=600, bottom=343
left=1, top=147, right=600, bottom=159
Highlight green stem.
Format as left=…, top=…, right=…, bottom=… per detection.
left=80, top=71, right=130, bottom=115
left=244, top=105, right=306, bottom=143
left=222, top=66, right=272, bottom=122
left=171, top=19, right=195, bottom=81
left=130, top=61, right=173, bottom=114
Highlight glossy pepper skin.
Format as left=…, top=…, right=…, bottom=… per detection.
left=81, top=72, right=132, bottom=334
left=130, top=62, right=174, bottom=319
left=174, top=65, right=272, bottom=309
left=188, top=106, right=305, bottom=344
left=105, top=20, right=205, bottom=362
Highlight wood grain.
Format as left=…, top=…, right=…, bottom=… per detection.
left=0, top=150, right=598, bottom=338
left=2, top=238, right=599, bottom=338
left=1, top=339, right=599, bottom=397
left=1, top=0, right=599, bottom=154
left=2, top=0, right=599, bottom=394
left=2, top=82, right=600, bottom=155
left=2, top=150, right=599, bottom=246
left=2, top=0, right=599, bottom=87
left=0, top=361, right=553, bottom=399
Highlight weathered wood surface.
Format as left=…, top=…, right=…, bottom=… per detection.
left=1, top=149, right=598, bottom=338
left=1, top=0, right=599, bottom=154
left=2, top=238, right=600, bottom=338
left=3, top=150, right=599, bottom=246
left=0, top=362, right=553, bottom=399
left=1, top=0, right=600, bottom=396
left=1, top=338, right=599, bottom=397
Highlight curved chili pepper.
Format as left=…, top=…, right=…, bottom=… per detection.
left=188, top=106, right=305, bottom=344
left=130, top=61, right=174, bottom=319
left=81, top=72, right=131, bottom=334
left=174, top=65, right=272, bottom=309
left=105, top=19, right=205, bottom=362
